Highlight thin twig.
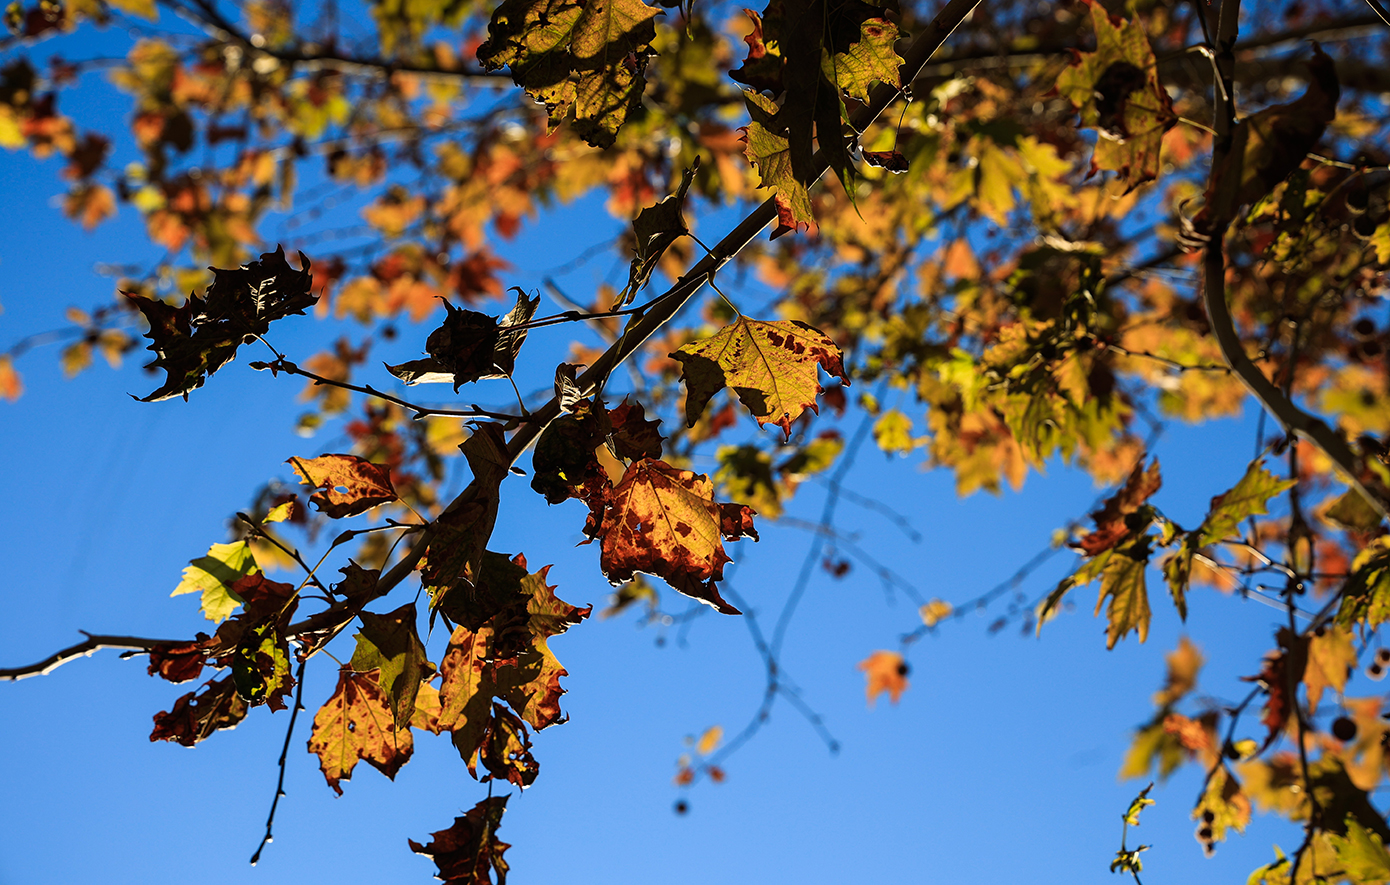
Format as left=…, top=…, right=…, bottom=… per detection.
left=0, top=633, right=182, bottom=681
left=250, top=653, right=310, bottom=865
left=256, top=358, right=528, bottom=422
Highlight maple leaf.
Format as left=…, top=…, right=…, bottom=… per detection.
left=1153, top=636, right=1203, bottom=707
left=529, top=399, right=613, bottom=507
left=289, top=453, right=398, bottom=518
left=146, top=639, right=212, bottom=684
left=308, top=666, right=414, bottom=795
left=170, top=539, right=259, bottom=623
left=1075, top=458, right=1161, bottom=556
left=1242, top=629, right=1308, bottom=751
left=859, top=650, right=908, bottom=706
left=150, top=674, right=248, bottom=747
left=473, top=702, right=540, bottom=787
left=410, top=797, right=511, bottom=885
left=1054, top=0, right=1176, bottom=192
left=587, top=458, right=756, bottom=614
left=673, top=316, right=849, bottom=440
left=1328, top=816, right=1390, bottom=884
left=819, top=12, right=900, bottom=104
left=127, top=247, right=315, bottom=401
left=350, top=602, right=430, bottom=728
left=476, top=0, right=659, bottom=149
left=619, top=163, right=696, bottom=306
left=1193, top=766, right=1251, bottom=855
left=387, top=289, right=539, bottom=390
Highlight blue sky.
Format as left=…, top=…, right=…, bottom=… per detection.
left=0, top=16, right=1323, bottom=885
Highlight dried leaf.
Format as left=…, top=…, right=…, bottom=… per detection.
left=410, top=797, right=511, bottom=885
left=289, top=453, right=398, bottom=518
left=351, top=602, right=430, bottom=727
left=307, top=666, right=414, bottom=795
left=859, top=650, right=908, bottom=706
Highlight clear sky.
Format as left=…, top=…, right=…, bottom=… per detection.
left=0, top=15, right=1320, bottom=885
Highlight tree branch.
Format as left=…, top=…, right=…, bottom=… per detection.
left=0, top=633, right=182, bottom=681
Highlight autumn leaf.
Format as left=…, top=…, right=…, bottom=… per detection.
left=1193, top=766, right=1251, bottom=855
left=1242, top=629, right=1307, bottom=751
left=696, top=724, right=723, bottom=755
left=170, top=539, right=259, bottom=623
left=146, top=639, right=211, bottom=684
left=214, top=572, right=298, bottom=708
left=127, top=247, right=315, bottom=402
left=672, top=316, right=848, bottom=440
left=351, top=602, right=430, bottom=728
left=308, top=666, right=414, bottom=795
left=1153, top=637, right=1203, bottom=707
left=620, top=163, right=695, bottom=306
left=819, top=13, right=900, bottom=104
left=1327, top=815, right=1390, bottom=885
left=387, top=289, right=539, bottom=390
left=587, top=458, right=757, bottom=614
left=742, top=115, right=816, bottom=239
left=476, top=0, right=659, bottom=148
left=421, top=424, right=510, bottom=615
left=1095, top=541, right=1152, bottom=649
left=0, top=354, right=21, bottom=401
left=919, top=599, right=953, bottom=627
left=289, top=453, right=398, bottom=518
left=473, top=702, right=540, bottom=787
left=410, top=797, right=511, bottom=885
left=1076, top=458, right=1161, bottom=556
left=859, top=650, right=908, bottom=706
left=1197, top=459, right=1296, bottom=547
left=1304, top=626, right=1357, bottom=714
left=1054, top=0, right=1176, bottom=191
left=607, top=397, right=664, bottom=462
left=149, top=674, right=248, bottom=747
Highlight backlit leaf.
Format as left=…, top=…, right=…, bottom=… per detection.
left=171, top=539, right=259, bottom=624
left=859, top=650, right=908, bottom=706
left=351, top=602, right=430, bottom=727
left=1095, top=541, right=1152, bottom=649
left=1198, top=460, right=1296, bottom=547
left=409, top=797, right=511, bottom=885
left=308, top=666, right=414, bottom=795
left=149, top=674, right=247, bottom=747
left=672, top=317, right=848, bottom=440
left=289, top=453, right=398, bottom=518
left=1304, top=626, right=1356, bottom=714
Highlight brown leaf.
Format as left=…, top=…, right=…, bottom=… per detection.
left=289, top=453, right=398, bottom=518
left=146, top=638, right=212, bottom=684
left=150, top=675, right=248, bottom=747
left=589, top=458, right=756, bottom=614
left=307, top=666, right=414, bottom=795
left=607, top=397, right=664, bottom=461
left=1076, top=458, right=1162, bottom=556
left=409, top=797, right=511, bottom=885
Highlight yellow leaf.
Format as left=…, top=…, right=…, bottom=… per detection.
left=919, top=599, right=953, bottom=627
left=696, top=725, right=723, bottom=755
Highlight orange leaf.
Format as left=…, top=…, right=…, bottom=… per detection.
left=308, top=666, right=413, bottom=795
left=859, top=651, right=908, bottom=706
left=288, top=453, right=397, bottom=518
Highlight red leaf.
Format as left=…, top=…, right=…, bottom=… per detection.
left=289, top=453, right=398, bottom=518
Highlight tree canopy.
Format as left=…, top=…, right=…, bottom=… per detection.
left=4, top=0, right=1390, bottom=879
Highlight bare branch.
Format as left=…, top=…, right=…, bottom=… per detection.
left=0, top=633, right=183, bottom=682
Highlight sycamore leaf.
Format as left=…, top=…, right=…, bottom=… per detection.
left=1328, top=815, right=1390, bottom=885
left=1124, top=783, right=1155, bottom=826
left=1095, top=541, right=1152, bottom=649
left=171, top=539, right=259, bottom=623
left=588, top=458, right=757, bottom=614
left=409, top=797, right=511, bottom=885
left=215, top=572, right=298, bottom=708
left=1326, top=487, right=1384, bottom=533
left=477, top=0, right=659, bottom=148
left=495, top=557, right=591, bottom=729
left=620, top=164, right=696, bottom=306
left=351, top=602, right=430, bottom=728
left=308, top=666, right=414, bottom=795
left=438, top=625, right=498, bottom=762
left=1304, top=626, right=1357, bottom=714
left=672, top=317, right=848, bottom=440
left=474, top=702, right=539, bottom=787
left=1053, top=0, right=1176, bottom=191
left=1197, top=459, right=1296, bottom=547
left=289, top=453, right=398, bottom=518
left=127, top=247, right=315, bottom=401
left=1337, top=538, right=1390, bottom=630
left=1161, top=535, right=1197, bottom=622
left=149, top=674, right=248, bottom=747
left=529, top=399, right=612, bottom=507
left=146, top=639, right=211, bottom=684
left=859, top=650, right=908, bottom=706
left=1242, top=629, right=1307, bottom=751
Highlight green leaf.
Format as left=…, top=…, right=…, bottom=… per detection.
left=1161, top=534, right=1196, bottom=622
left=351, top=602, right=430, bottom=728
left=1197, top=459, right=1295, bottom=547
left=1328, top=815, right=1390, bottom=885
left=873, top=409, right=916, bottom=455
left=1095, top=541, right=1151, bottom=649
left=742, top=120, right=816, bottom=238
left=1123, top=783, right=1154, bottom=826
left=819, top=14, right=901, bottom=104
left=171, top=540, right=259, bottom=623
left=1326, top=487, right=1385, bottom=532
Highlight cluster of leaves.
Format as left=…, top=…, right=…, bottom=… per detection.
left=7, top=0, right=1390, bottom=879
